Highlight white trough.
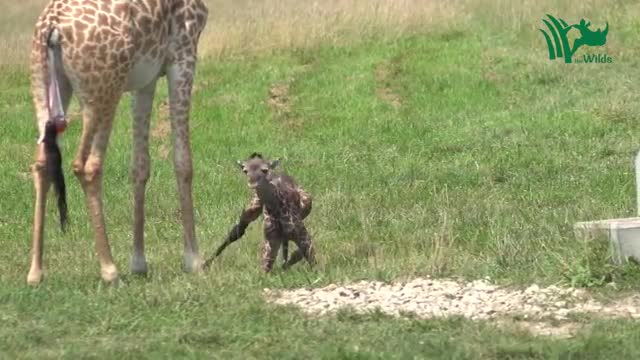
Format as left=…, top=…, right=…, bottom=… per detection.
left=574, top=217, right=640, bottom=264
left=572, top=151, right=640, bottom=265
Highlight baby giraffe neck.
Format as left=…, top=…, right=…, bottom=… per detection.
left=255, top=181, right=279, bottom=209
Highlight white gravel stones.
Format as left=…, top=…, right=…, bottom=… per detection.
left=264, top=277, right=640, bottom=335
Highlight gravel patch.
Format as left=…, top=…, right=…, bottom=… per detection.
left=264, top=277, right=640, bottom=338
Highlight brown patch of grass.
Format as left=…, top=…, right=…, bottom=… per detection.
left=374, top=61, right=402, bottom=109
left=152, top=100, right=171, bottom=140
left=0, top=0, right=462, bottom=66
left=267, top=82, right=292, bottom=117
left=3, top=0, right=635, bottom=67
left=267, top=80, right=305, bottom=130
left=199, top=0, right=461, bottom=59
left=157, top=143, right=171, bottom=160
left=151, top=119, right=171, bottom=141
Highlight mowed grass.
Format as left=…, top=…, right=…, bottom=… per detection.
left=3, top=0, right=640, bottom=358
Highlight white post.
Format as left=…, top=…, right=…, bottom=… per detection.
left=636, top=150, right=640, bottom=215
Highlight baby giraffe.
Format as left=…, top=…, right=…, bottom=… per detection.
left=206, top=153, right=315, bottom=272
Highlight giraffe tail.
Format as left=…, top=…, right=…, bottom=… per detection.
left=42, top=27, right=68, bottom=232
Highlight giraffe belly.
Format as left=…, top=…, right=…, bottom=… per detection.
left=125, top=57, right=163, bottom=91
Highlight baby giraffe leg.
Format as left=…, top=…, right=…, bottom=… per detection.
left=261, top=234, right=282, bottom=273
left=283, top=225, right=316, bottom=270
left=281, top=240, right=289, bottom=266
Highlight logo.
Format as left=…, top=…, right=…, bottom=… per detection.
left=539, top=14, right=611, bottom=64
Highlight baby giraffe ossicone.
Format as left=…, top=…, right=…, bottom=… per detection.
left=205, top=153, right=316, bottom=272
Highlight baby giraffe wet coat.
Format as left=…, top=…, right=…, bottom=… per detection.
left=207, top=153, right=315, bottom=272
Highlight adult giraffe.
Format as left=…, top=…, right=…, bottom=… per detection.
left=27, top=0, right=208, bottom=285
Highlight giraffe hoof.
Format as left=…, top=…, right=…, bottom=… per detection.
left=100, top=264, right=119, bottom=284
left=130, top=256, right=148, bottom=275
left=27, top=269, right=44, bottom=285
left=183, top=253, right=204, bottom=273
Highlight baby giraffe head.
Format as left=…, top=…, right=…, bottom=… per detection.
left=237, top=152, right=280, bottom=189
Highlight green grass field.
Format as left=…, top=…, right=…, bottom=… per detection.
left=2, top=0, right=640, bottom=358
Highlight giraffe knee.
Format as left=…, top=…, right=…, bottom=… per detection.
left=262, top=261, right=274, bottom=273
left=261, top=244, right=272, bottom=271
left=80, top=159, right=103, bottom=185
left=72, top=159, right=84, bottom=178
left=31, top=160, right=46, bottom=175
left=261, top=241, right=278, bottom=272
left=30, top=160, right=49, bottom=190
left=31, top=144, right=49, bottom=178
left=298, top=237, right=316, bottom=264
left=261, top=255, right=275, bottom=272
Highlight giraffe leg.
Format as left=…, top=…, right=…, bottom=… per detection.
left=282, top=247, right=303, bottom=269
left=73, top=101, right=119, bottom=283
left=166, top=61, right=203, bottom=273
left=27, top=67, right=73, bottom=285
left=262, top=236, right=282, bottom=273
left=282, top=240, right=289, bottom=266
left=283, top=226, right=316, bottom=270
left=27, top=146, right=51, bottom=285
left=129, top=80, right=157, bottom=275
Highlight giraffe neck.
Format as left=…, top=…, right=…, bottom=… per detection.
left=255, top=180, right=281, bottom=213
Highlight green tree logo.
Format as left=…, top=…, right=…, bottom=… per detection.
left=540, top=14, right=609, bottom=63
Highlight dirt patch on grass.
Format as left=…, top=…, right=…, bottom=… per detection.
left=268, top=82, right=292, bottom=116
left=267, top=80, right=305, bottom=130
left=264, top=277, right=640, bottom=338
left=374, top=60, right=402, bottom=109
left=152, top=100, right=171, bottom=140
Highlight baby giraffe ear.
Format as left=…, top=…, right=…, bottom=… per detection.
left=269, top=158, right=281, bottom=169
